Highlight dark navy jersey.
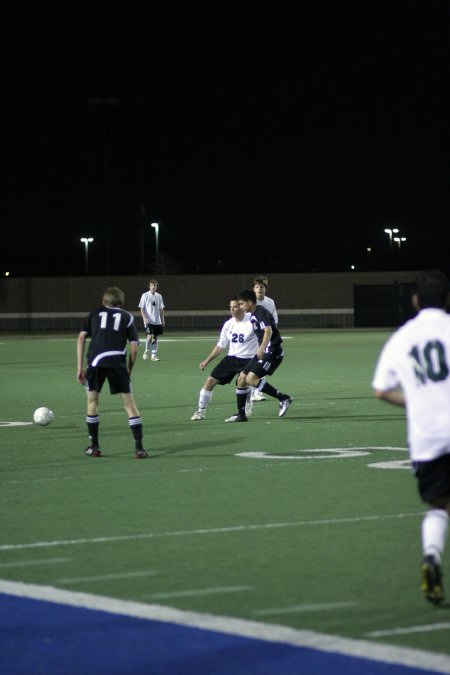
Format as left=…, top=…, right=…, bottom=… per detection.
left=80, top=306, right=139, bottom=367
left=250, top=305, right=283, bottom=352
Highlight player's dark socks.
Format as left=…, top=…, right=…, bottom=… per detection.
left=236, top=388, right=249, bottom=416
left=260, top=382, right=279, bottom=399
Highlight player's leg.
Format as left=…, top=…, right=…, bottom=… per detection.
left=151, top=325, right=162, bottom=361
left=143, top=324, right=152, bottom=359
left=191, top=376, right=218, bottom=420
left=416, top=457, right=450, bottom=603
left=247, top=356, right=293, bottom=417
left=225, top=371, right=249, bottom=422
left=121, top=392, right=148, bottom=458
left=85, top=389, right=101, bottom=456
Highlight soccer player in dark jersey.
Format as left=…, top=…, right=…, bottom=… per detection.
left=224, top=289, right=293, bottom=422
left=77, top=286, right=149, bottom=458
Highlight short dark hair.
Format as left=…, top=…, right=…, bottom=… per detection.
left=416, top=269, right=449, bottom=309
left=238, top=289, right=257, bottom=304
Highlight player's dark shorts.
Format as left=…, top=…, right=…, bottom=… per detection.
left=242, top=350, right=284, bottom=379
left=413, top=454, right=450, bottom=503
left=145, top=323, right=163, bottom=337
left=210, top=355, right=252, bottom=385
left=85, top=364, right=131, bottom=395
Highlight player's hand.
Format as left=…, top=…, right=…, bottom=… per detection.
left=199, top=360, right=208, bottom=370
left=77, top=369, right=86, bottom=385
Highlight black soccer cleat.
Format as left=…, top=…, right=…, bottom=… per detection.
left=224, top=413, right=248, bottom=423
left=135, top=449, right=149, bottom=459
left=421, top=555, right=444, bottom=604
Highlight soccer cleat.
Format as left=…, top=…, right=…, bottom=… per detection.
left=191, top=410, right=205, bottom=420
left=278, top=396, right=293, bottom=418
left=251, top=390, right=266, bottom=402
left=143, top=351, right=149, bottom=360
left=151, top=355, right=160, bottom=362
left=225, top=413, right=248, bottom=423
left=135, top=449, right=149, bottom=459
left=245, top=393, right=253, bottom=417
left=421, top=555, right=444, bottom=604
left=85, top=446, right=101, bottom=457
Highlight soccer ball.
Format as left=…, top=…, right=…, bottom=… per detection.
left=33, top=407, right=54, bottom=426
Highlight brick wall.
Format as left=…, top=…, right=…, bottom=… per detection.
left=0, top=270, right=419, bottom=331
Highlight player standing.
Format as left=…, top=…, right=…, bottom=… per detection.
left=372, top=268, right=450, bottom=603
left=138, top=279, right=165, bottom=361
left=77, top=286, right=149, bottom=459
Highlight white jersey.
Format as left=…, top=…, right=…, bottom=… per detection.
left=138, top=291, right=165, bottom=325
left=257, top=295, right=278, bottom=325
left=217, top=312, right=258, bottom=358
left=372, top=308, right=450, bottom=461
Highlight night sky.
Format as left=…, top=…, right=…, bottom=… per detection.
left=2, top=1, right=449, bottom=277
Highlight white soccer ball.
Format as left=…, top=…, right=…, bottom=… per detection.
left=33, top=407, right=54, bottom=426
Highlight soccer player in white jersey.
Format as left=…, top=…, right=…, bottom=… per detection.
left=138, top=279, right=165, bottom=361
left=372, top=269, right=450, bottom=604
left=190, top=297, right=258, bottom=420
left=251, top=276, right=279, bottom=402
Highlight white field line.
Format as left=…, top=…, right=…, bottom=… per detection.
left=1, top=448, right=408, bottom=485
left=0, top=512, right=423, bottom=552
left=146, top=586, right=253, bottom=600
left=253, top=602, right=358, bottom=616
left=1, top=579, right=449, bottom=673
left=0, top=557, right=70, bottom=568
left=366, top=623, right=450, bottom=638
left=57, top=570, right=157, bottom=584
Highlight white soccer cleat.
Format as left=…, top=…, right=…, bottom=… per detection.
left=190, top=410, right=205, bottom=421
left=251, top=390, right=266, bottom=402
left=143, top=352, right=149, bottom=360
left=151, top=355, right=160, bottom=362
left=278, top=396, right=293, bottom=418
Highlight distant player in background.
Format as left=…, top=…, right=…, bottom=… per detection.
left=372, top=268, right=450, bottom=604
left=251, top=276, right=279, bottom=402
left=190, top=298, right=258, bottom=420
left=225, top=289, right=292, bottom=422
left=138, top=279, right=165, bottom=361
left=77, top=286, right=149, bottom=459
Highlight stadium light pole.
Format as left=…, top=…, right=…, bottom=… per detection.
left=81, top=237, right=94, bottom=275
left=151, top=222, right=160, bottom=264
left=393, top=236, right=406, bottom=250
left=86, top=96, right=121, bottom=275
left=384, top=228, right=399, bottom=253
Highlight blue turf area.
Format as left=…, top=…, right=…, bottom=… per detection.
left=0, top=594, right=441, bottom=675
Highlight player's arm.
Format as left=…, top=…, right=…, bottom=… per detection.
left=128, top=341, right=139, bottom=374
left=140, top=308, right=149, bottom=325
left=374, top=388, right=405, bottom=407
left=199, top=345, right=223, bottom=370
left=257, top=326, right=272, bottom=359
left=160, top=305, right=165, bottom=326
left=77, top=331, right=88, bottom=384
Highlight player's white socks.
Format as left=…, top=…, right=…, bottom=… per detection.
left=199, top=388, right=213, bottom=410
left=421, top=509, right=449, bottom=563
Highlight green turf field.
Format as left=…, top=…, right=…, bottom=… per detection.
left=1, top=330, right=449, bottom=658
